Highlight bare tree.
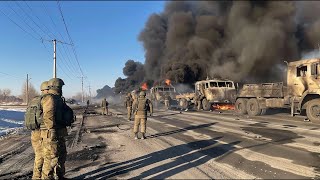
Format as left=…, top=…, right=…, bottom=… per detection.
left=20, top=81, right=39, bottom=103
left=1, top=88, right=11, bottom=102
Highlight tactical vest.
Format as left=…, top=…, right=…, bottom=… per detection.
left=135, top=97, right=150, bottom=116
left=40, top=95, right=74, bottom=129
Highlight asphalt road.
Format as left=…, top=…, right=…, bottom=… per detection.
left=103, top=105, right=320, bottom=179
left=0, top=105, right=319, bottom=179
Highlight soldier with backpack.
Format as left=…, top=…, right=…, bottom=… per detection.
left=29, top=81, right=49, bottom=179
left=132, top=91, right=153, bottom=140
left=40, top=78, right=73, bottom=179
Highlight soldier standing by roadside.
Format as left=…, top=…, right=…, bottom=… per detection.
left=101, top=98, right=109, bottom=115
left=124, top=93, right=133, bottom=121
left=41, top=78, right=68, bottom=179
left=30, top=81, right=49, bottom=179
left=132, top=91, right=153, bottom=140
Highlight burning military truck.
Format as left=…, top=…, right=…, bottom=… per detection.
left=235, top=58, right=320, bottom=124
left=149, top=79, right=177, bottom=107
left=176, top=78, right=237, bottom=110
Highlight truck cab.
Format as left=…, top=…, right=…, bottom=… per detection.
left=195, top=79, right=237, bottom=110
left=150, top=86, right=177, bottom=104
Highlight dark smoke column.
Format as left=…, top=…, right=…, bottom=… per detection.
left=138, top=1, right=320, bottom=84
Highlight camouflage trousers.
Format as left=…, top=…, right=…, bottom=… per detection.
left=41, top=128, right=67, bottom=180
left=127, top=107, right=132, bottom=120
left=31, top=130, right=43, bottom=179
left=133, top=116, right=147, bottom=133
left=102, top=107, right=108, bottom=115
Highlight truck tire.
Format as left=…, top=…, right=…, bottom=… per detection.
left=235, top=98, right=248, bottom=115
left=246, top=98, right=262, bottom=116
left=202, top=98, right=211, bottom=111
left=306, top=99, right=320, bottom=124
left=179, top=99, right=188, bottom=109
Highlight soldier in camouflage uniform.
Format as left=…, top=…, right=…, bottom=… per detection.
left=124, top=93, right=133, bottom=121
left=31, top=81, right=49, bottom=179
left=101, top=98, right=109, bottom=115
left=164, top=94, right=171, bottom=110
left=41, top=78, right=68, bottom=179
left=133, top=91, right=153, bottom=140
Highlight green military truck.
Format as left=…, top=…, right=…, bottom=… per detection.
left=176, top=78, right=237, bottom=110
left=235, top=58, right=320, bottom=124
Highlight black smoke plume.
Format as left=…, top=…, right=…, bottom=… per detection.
left=138, top=1, right=320, bottom=84
left=114, top=60, right=150, bottom=94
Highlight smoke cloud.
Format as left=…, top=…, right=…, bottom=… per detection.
left=137, top=1, right=320, bottom=85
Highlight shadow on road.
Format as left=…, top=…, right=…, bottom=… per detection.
left=72, top=137, right=242, bottom=179
left=147, top=123, right=216, bottom=139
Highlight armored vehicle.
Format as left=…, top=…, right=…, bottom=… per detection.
left=235, top=58, right=320, bottom=124
left=176, top=78, right=237, bottom=110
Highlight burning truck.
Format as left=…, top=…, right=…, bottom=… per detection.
left=235, top=58, right=320, bottom=124
left=149, top=79, right=178, bottom=107
left=176, top=78, right=237, bottom=111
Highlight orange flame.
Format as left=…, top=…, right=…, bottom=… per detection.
left=212, top=104, right=235, bottom=110
left=141, top=83, right=148, bottom=91
left=165, top=79, right=171, bottom=86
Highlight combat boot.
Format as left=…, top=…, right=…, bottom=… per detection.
left=134, top=133, right=138, bottom=140
left=141, top=133, right=146, bottom=140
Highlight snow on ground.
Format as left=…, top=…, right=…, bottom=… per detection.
left=0, top=109, right=25, bottom=137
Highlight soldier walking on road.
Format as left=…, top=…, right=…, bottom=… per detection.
left=133, top=91, right=153, bottom=140
left=164, top=94, right=171, bottom=110
left=41, top=78, right=68, bottom=179
left=30, top=81, right=49, bottom=179
left=101, top=98, right=109, bottom=115
left=124, top=93, right=133, bottom=121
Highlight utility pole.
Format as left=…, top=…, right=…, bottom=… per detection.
left=78, top=76, right=86, bottom=103
left=87, top=84, right=92, bottom=102
left=53, top=39, right=57, bottom=78
left=26, top=74, right=31, bottom=105
left=42, top=38, right=72, bottom=78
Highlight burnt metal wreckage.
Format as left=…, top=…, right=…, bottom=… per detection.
left=144, top=58, right=320, bottom=124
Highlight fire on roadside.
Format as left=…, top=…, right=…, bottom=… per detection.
left=165, top=79, right=171, bottom=86
left=141, top=83, right=148, bottom=91
left=212, top=104, right=235, bottom=110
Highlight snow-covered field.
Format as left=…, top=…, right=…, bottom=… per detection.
left=0, top=108, right=26, bottom=136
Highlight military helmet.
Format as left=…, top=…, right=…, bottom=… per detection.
left=40, top=81, right=49, bottom=91
left=48, top=78, right=65, bottom=89
left=139, top=91, right=146, bottom=97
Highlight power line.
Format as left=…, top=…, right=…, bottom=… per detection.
left=14, top=1, right=53, bottom=40
left=57, top=0, right=84, bottom=77
left=0, top=8, right=40, bottom=41
left=5, top=3, right=44, bottom=40
left=42, top=1, right=83, bottom=76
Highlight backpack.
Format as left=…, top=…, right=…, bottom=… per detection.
left=24, top=95, right=48, bottom=130
left=55, top=96, right=75, bottom=127
left=136, top=98, right=150, bottom=112
left=62, top=103, right=75, bottom=126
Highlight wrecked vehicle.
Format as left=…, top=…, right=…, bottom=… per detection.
left=235, top=58, right=320, bottom=124
left=176, top=78, right=237, bottom=110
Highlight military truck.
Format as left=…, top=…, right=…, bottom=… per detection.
left=235, top=58, right=320, bottom=124
left=176, top=78, right=237, bottom=110
left=149, top=85, right=177, bottom=106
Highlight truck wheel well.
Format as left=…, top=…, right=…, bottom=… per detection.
left=301, top=94, right=320, bottom=109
